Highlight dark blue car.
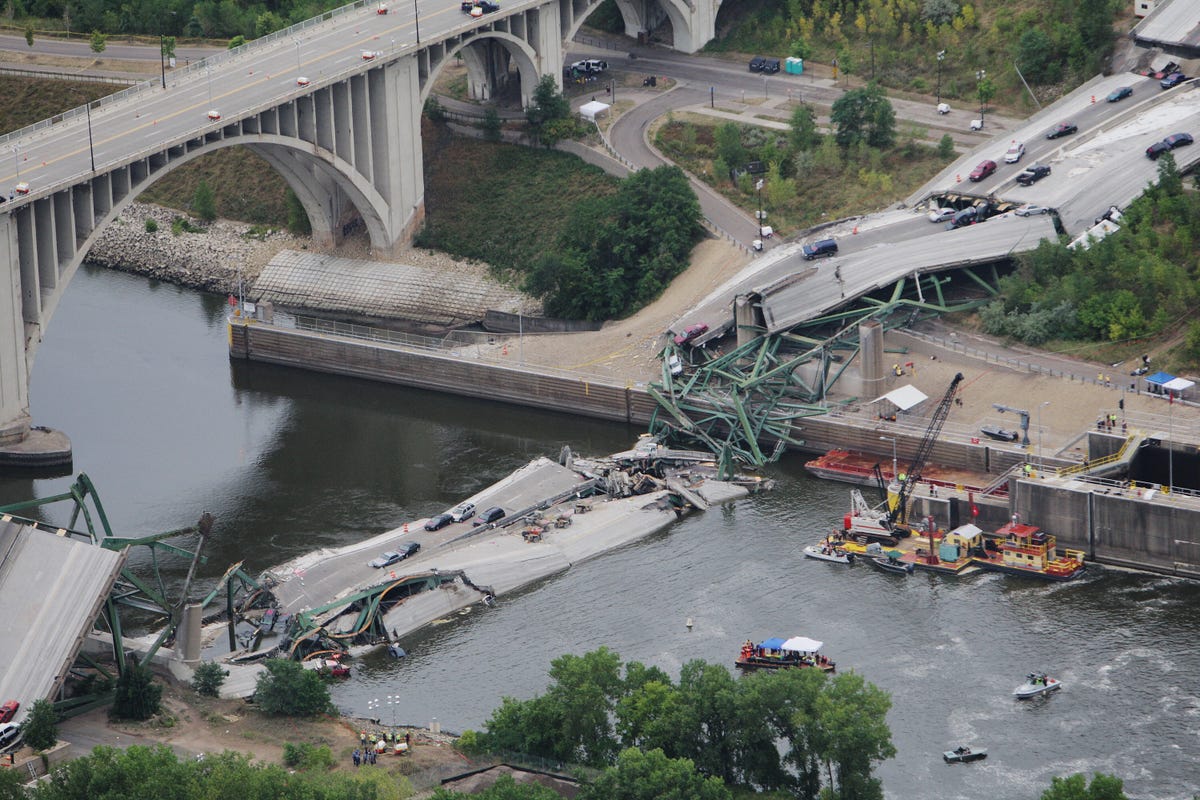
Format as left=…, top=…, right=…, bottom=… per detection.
left=1106, top=86, right=1132, bottom=102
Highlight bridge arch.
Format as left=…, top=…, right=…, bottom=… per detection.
left=424, top=31, right=542, bottom=105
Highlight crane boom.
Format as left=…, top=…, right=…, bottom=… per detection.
left=887, top=372, right=964, bottom=527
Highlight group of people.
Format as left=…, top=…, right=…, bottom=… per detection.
left=1096, top=413, right=1125, bottom=433
left=352, top=748, right=377, bottom=766
left=353, top=728, right=412, bottom=764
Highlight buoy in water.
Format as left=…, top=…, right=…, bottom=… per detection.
left=686, top=617, right=694, bottom=630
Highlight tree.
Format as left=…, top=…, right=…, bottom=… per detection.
left=89, top=29, right=106, bottom=53
left=938, top=133, right=955, bottom=159
left=228, top=34, right=246, bottom=49
left=526, top=75, right=570, bottom=146
left=1155, top=151, right=1182, bottom=196
left=1018, top=28, right=1057, bottom=84
left=580, top=748, right=732, bottom=800
left=111, top=658, right=162, bottom=721
left=253, top=659, right=334, bottom=717
left=161, top=36, right=177, bottom=62
left=433, top=774, right=563, bottom=800
left=977, top=76, right=997, bottom=118
left=815, top=671, right=896, bottom=800
left=192, top=661, right=228, bottom=697
left=20, top=698, right=58, bottom=751
left=922, top=0, right=958, bottom=25
left=788, top=104, right=818, bottom=152
left=712, top=122, right=745, bottom=172
left=24, top=23, right=32, bottom=47
left=1042, top=772, right=1128, bottom=800
left=789, top=39, right=812, bottom=60
left=830, top=84, right=895, bottom=149
left=482, top=108, right=502, bottom=142
left=193, top=180, right=217, bottom=222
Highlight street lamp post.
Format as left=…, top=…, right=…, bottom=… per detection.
left=880, top=436, right=898, bottom=479
left=413, top=0, right=421, bottom=44
left=295, top=40, right=301, bottom=72
left=1038, top=401, right=1050, bottom=474
left=207, top=65, right=214, bottom=106
left=160, top=32, right=167, bottom=89
left=84, top=101, right=95, bottom=172
left=936, top=50, right=945, bottom=106
left=976, top=69, right=987, bottom=128
left=13, top=144, right=20, bottom=182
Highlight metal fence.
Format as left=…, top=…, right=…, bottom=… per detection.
left=0, top=67, right=135, bottom=85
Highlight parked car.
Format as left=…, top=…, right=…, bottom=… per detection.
left=368, top=541, right=420, bottom=568
left=945, top=206, right=980, bottom=230
left=1015, top=164, right=1052, bottom=185
left=570, top=59, right=607, bottom=74
left=1164, top=132, right=1194, bottom=150
left=968, top=160, right=997, bottom=181
left=206, top=109, right=222, bottom=121
left=296, top=76, right=310, bottom=87
left=1004, top=141, right=1026, bottom=164
left=759, top=58, right=781, bottom=73
left=0, top=701, right=18, bottom=724
left=361, top=50, right=378, bottom=60
left=474, top=506, right=505, bottom=526
left=376, top=2, right=388, bottom=13
left=748, top=56, right=766, bottom=72
left=673, top=322, right=709, bottom=346
left=1146, top=140, right=1171, bottom=160
left=1106, top=86, right=1132, bottom=102
left=1045, top=122, right=1077, bottom=139
left=1014, top=203, right=1051, bottom=217
left=424, top=513, right=453, bottom=531
left=449, top=502, right=476, bottom=522
left=0, top=723, right=18, bottom=749
left=802, top=238, right=839, bottom=260
left=13, top=182, right=30, bottom=195
left=1160, top=72, right=1186, bottom=89
left=927, top=207, right=955, bottom=223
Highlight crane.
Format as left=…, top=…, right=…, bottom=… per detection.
left=886, top=372, right=965, bottom=529
left=992, top=403, right=1031, bottom=445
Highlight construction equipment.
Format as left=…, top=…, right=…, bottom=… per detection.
left=887, top=372, right=965, bottom=528
left=992, top=403, right=1031, bottom=445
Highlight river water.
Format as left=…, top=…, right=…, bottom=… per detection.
left=3, top=265, right=1197, bottom=800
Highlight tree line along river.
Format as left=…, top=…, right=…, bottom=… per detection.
left=1, top=265, right=1197, bottom=800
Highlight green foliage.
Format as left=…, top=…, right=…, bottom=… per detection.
left=1185, top=321, right=1200, bottom=363
left=253, top=659, right=334, bottom=717
left=191, top=661, right=228, bottom=697
left=482, top=108, right=502, bottom=143
left=161, top=36, right=176, bottom=60
left=937, top=133, right=955, bottom=159
left=713, top=122, right=746, bottom=170
left=228, top=35, right=246, bottom=49
left=526, top=75, right=571, bottom=146
left=1018, top=28, right=1056, bottom=83
left=111, top=660, right=162, bottom=721
left=1155, top=151, right=1182, bottom=196
left=88, top=29, right=106, bottom=53
left=424, top=96, right=446, bottom=124
left=24, top=23, right=32, bottom=46
left=1041, top=772, right=1128, bottom=800
left=522, top=166, right=701, bottom=321
left=788, top=105, right=818, bottom=153
left=830, top=84, right=896, bottom=149
left=433, top=773, right=563, bottom=800
left=281, top=741, right=334, bottom=771
left=20, top=699, right=58, bottom=751
left=580, top=748, right=732, bottom=800
left=171, top=216, right=203, bottom=235
left=192, top=179, right=216, bottom=222
left=789, top=39, right=812, bottom=60
left=284, top=189, right=311, bottom=235
left=144, top=218, right=159, bottom=233
left=474, top=648, right=895, bottom=797
left=922, top=0, right=958, bottom=25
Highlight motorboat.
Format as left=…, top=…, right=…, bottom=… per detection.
left=803, top=542, right=854, bottom=564
left=980, top=425, right=1019, bottom=442
left=973, top=516, right=1085, bottom=581
left=943, top=746, right=987, bottom=763
left=1014, top=673, right=1062, bottom=699
left=864, top=542, right=913, bottom=575
left=736, top=636, right=836, bottom=672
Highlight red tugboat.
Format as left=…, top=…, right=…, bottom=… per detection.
left=974, top=515, right=1085, bottom=581
left=735, top=637, right=836, bottom=673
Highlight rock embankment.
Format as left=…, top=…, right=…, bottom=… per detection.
left=87, top=203, right=306, bottom=295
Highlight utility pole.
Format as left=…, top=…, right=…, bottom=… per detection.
left=936, top=50, right=945, bottom=106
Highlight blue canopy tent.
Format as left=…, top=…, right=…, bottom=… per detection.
left=758, top=637, right=787, bottom=651
left=1145, top=371, right=1175, bottom=395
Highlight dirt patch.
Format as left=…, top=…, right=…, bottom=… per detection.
left=56, top=682, right=468, bottom=783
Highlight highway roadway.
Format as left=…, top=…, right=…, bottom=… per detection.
left=0, top=0, right=546, bottom=198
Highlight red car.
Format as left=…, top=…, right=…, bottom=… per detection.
left=968, top=160, right=997, bottom=182
left=673, top=323, right=709, bottom=346
left=0, top=700, right=18, bottom=723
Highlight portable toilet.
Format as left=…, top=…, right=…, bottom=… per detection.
left=785, top=57, right=804, bottom=75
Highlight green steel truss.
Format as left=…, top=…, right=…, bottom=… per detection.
left=649, top=268, right=997, bottom=466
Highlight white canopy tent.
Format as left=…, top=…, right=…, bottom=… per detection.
left=579, top=101, right=610, bottom=121
left=781, top=636, right=823, bottom=652
left=1163, top=377, right=1194, bottom=398
left=871, top=384, right=929, bottom=412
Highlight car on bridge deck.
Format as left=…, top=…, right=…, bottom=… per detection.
left=0, top=701, right=18, bottom=724
left=425, top=513, right=453, bottom=531
left=1106, top=86, right=1132, bottom=102
left=1160, top=72, right=1186, bottom=89
left=673, top=322, right=709, bottom=346
left=368, top=541, right=420, bottom=568
left=927, top=207, right=955, bottom=223
left=1014, top=203, right=1051, bottom=217
left=968, top=159, right=997, bottom=182
left=361, top=50, right=378, bottom=60
left=801, top=238, right=839, bottom=260
left=449, top=502, right=476, bottom=523
left=0, top=723, right=20, bottom=749
left=206, top=109, right=221, bottom=121
left=474, top=506, right=506, bottom=526
left=1045, top=121, right=1077, bottom=139
left=296, top=76, right=310, bottom=87
left=13, top=182, right=30, bottom=195
left=1015, top=164, right=1051, bottom=185
left=376, top=2, right=388, bottom=13
left=1004, top=141, right=1025, bottom=163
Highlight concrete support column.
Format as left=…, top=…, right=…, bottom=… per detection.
left=179, top=603, right=204, bottom=663
left=0, top=215, right=31, bottom=445
left=373, top=56, right=425, bottom=253
left=460, top=44, right=495, bottom=101
left=529, top=3, right=564, bottom=99
left=733, top=294, right=760, bottom=351
left=859, top=320, right=886, bottom=400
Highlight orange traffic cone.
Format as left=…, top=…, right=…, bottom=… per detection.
left=955, top=174, right=962, bottom=183
left=1091, top=95, right=1096, bottom=104
left=502, top=344, right=508, bottom=356
left=852, top=225, right=859, bottom=234
left=403, top=522, right=409, bottom=533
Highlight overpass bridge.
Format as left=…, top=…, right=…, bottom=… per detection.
left=0, top=0, right=726, bottom=461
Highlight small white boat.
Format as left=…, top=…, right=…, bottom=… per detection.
left=803, top=543, right=854, bottom=564
left=943, top=746, right=987, bottom=763
left=1013, top=673, right=1062, bottom=699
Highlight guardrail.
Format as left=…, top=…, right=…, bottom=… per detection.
left=0, top=67, right=135, bottom=85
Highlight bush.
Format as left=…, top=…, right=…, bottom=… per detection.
left=193, top=180, right=217, bottom=223
left=112, top=659, right=163, bottom=721
left=20, top=699, right=58, bottom=751
left=482, top=108, right=502, bottom=143
left=192, top=662, right=228, bottom=698
left=144, top=218, right=159, bottom=233
left=253, top=659, right=335, bottom=717
left=282, top=742, right=335, bottom=771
